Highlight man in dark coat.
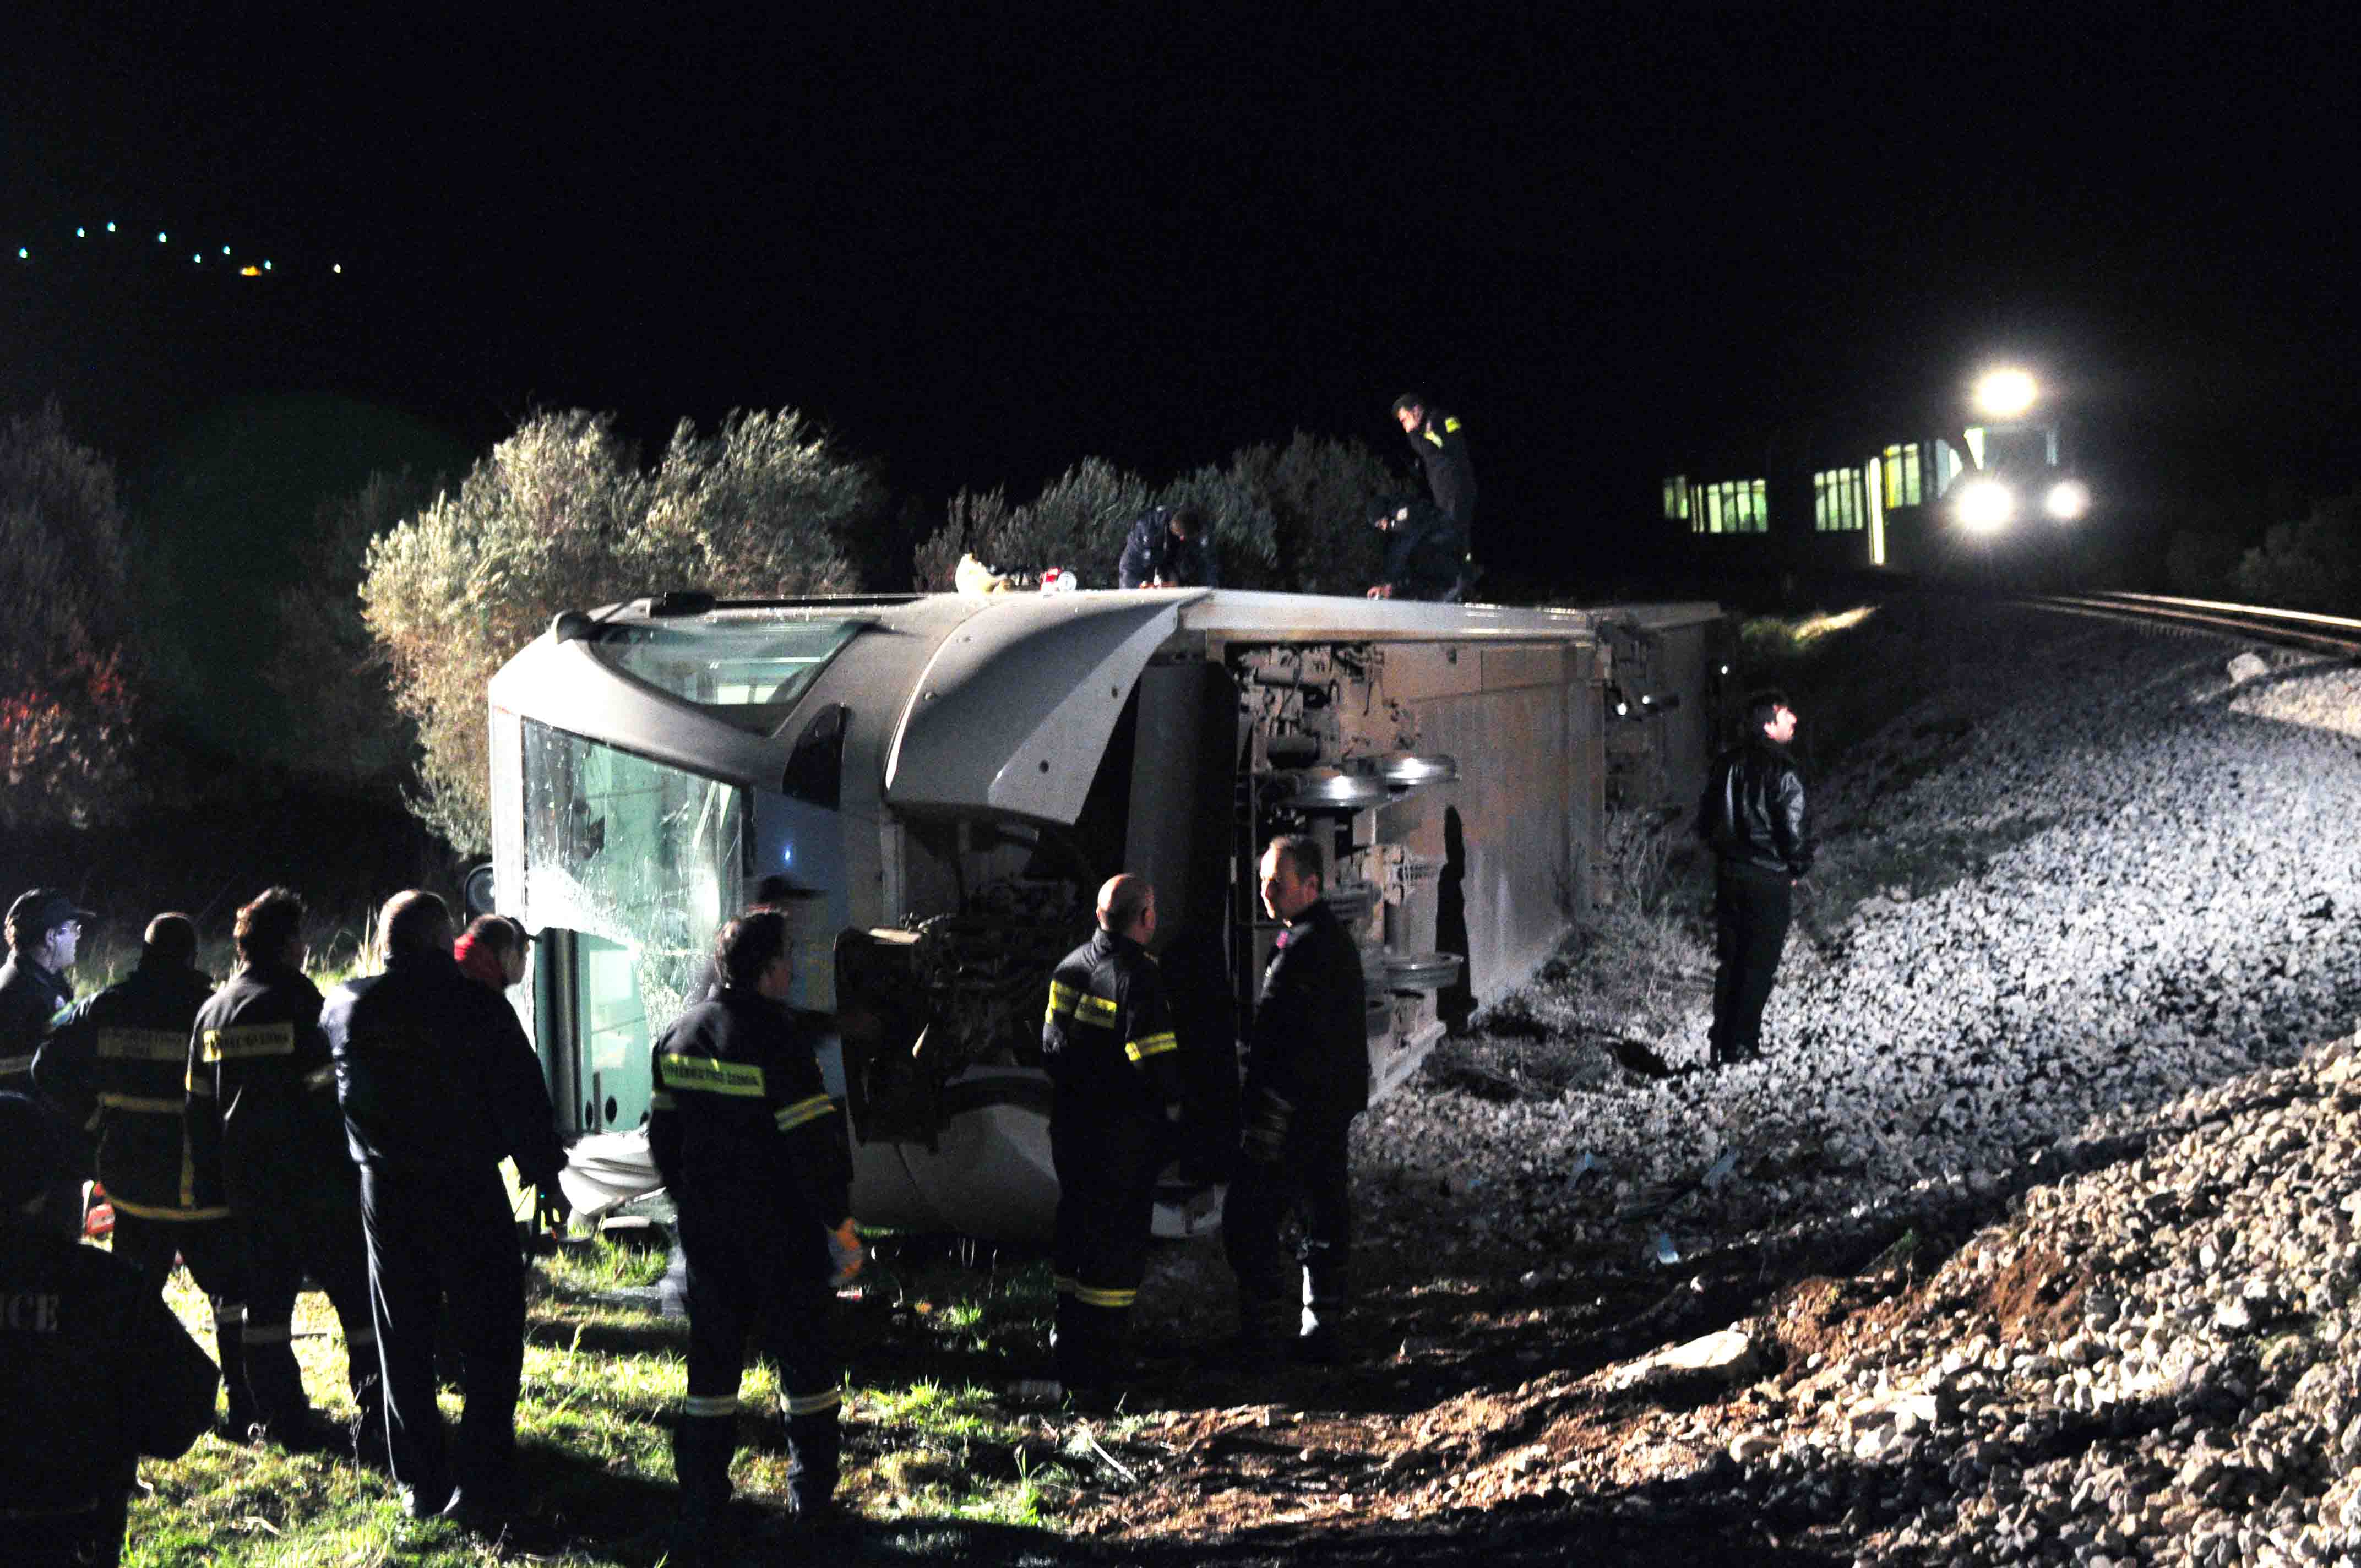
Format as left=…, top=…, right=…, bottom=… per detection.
left=650, top=911, right=858, bottom=1556
left=1695, top=690, right=1811, bottom=1065
left=1042, top=874, right=1185, bottom=1406
left=324, top=890, right=569, bottom=1529
left=35, top=913, right=266, bottom=1434
left=187, top=887, right=382, bottom=1452
left=1365, top=496, right=1467, bottom=602
left=1222, top=835, right=1368, bottom=1364
left=1117, top=505, right=1218, bottom=589
left=1, top=1091, right=220, bottom=1568
left=1, top=889, right=96, bottom=1234
left=1391, top=394, right=1477, bottom=543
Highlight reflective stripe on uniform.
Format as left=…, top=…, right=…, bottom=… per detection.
left=301, top=1064, right=336, bottom=1092
left=0, top=1052, right=33, bottom=1077
left=773, top=1094, right=836, bottom=1131
left=1057, top=1277, right=1137, bottom=1309
left=1071, top=992, right=1118, bottom=1028
left=96, top=1091, right=183, bottom=1114
left=108, top=1195, right=234, bottom=1222
left=649, top=1091, right=676, bottom=1110
left=1124, top=1030, right=1178, bottom=1064
left=1443, top=416, right=1462, bottom=433
left=781, top=1387, right=841, bottom=1417
left=657, top=1053, right=768, bottom=1097
left=96, top=1028, right=191, bottom=1061
left=202, top=1022, right=296, bottom=1061
left=684, top=1393, right=739, bottom=1418
left=1044, top=978, right=1081, bottom=1025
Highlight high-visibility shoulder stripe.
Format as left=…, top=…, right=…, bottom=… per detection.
left=201, top=1021, right=296, bottom=1061
left=108, top=1195, right=234, bottom=1223
left=96, top=1029, right=191, bottom=1062
left=656, top=1053, right=768, bottom=1097
left=1443, top=416, right=1462, bottom=433
left=96, top=1092, right=182, bottom=1115
left=1125, top=1031, right=1179, bottom=1064
left=774, top=1094, right=837, bottom=1131
left=781, top=1387, right=842, bottom=1417
left=1424, top=427, right=1445, bottom=447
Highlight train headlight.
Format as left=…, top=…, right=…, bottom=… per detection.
left=1973, top=367, right=2038, bottom=420
left=1955, top=477, right=2015, bottom=533
left=2043, top=479, right=2090, bottom=521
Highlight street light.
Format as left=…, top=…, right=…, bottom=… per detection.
left=1973, top=367, right=2038, bottom=421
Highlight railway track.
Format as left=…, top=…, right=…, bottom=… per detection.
left=2025, top=589, right=2361, bottom=658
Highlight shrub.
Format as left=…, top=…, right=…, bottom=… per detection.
left=362, top=409, right=873, bottom=851
left=1225, top=431, right=1393, bottom=597
left=2233, top=488, right=2361, bottom=614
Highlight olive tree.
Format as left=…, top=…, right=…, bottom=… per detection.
left=362, top=408, right=874, bottom=850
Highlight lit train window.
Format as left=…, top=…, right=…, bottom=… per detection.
left=1814, top=469, right=1865, bottom=531
left=1881, top=444, right=1923, bottom=508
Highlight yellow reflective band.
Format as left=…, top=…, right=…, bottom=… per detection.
left=649, top=1092, right=677, bottom=1110
left=781, top=1388, right=842, bottom=1417
left=202, top=1022, right=296, bottom=1061
left=1071, top=992, right=1118, bottom=1028
left=774, top=1094, right=837, bottom=1131
left=108, top=1195, right=234, bottom=1222
left=1070, top=1283, right=1138, bottom=1309
left=1443, top=416, right=1462, bottom=433
left=657, top=1053, right=768, bottom=1097
left=0, top=1053, right=34, bottom=1077
left=1046, top=979, right=1080, bottom=1014
left=95, top=1092, right=182, bottom=1115
left=1424, top=428, right=1445, bottom=447
left=96, top=1028, right=191, bottom=1062
left=1125, top=1031, right=1178, bottom=1064
left=684, top=1394, right=739, bottom=1418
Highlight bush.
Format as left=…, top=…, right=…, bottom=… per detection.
left=1225, top=431, right=1394, bottom=596
left=0, top=404, right=140, bottom=827
left=362, top=409, right=874, bottom=851
left=2233, top=488, right=2361, bottom=614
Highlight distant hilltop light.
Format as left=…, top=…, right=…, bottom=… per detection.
left=106, top=221, right=117, bottom=232
left=157, top=231, right=167, bottom=243
left=221, top=245, right=231, bottom=255
left=332, top=263, right=342, bottom=274
left=75, top=226, right=86, bottom=238
left=15, top=247, right=26, bottom=260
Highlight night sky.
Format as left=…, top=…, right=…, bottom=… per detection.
left=7, top=7, right=2357, bottom=606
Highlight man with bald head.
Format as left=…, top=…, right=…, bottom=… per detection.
left=1040, top=874, right=1186, bottom=1408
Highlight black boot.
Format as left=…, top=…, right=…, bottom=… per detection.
left=784, top=1407, right=841, bottom=1520
left=669, top=1413, right=736, bottom=1566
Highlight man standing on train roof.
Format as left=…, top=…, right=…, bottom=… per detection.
left=35, top=913, right=271, bottom=1438
left=1117, top=504, right=1218, bottom=589
left=1223, top=835, right=1368, bottom=1367
left=1391, top=392, right=1477, bottom=543
left=0, top=1092, right=221, bottom=1568
left=1041, top=874, right=1185, bottom=1411
left=650, top=910, right=859, bottom=1558
left=1695, top=690, right=1811, bottom=1066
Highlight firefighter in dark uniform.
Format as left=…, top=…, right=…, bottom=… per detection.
left=2, top=889, right=95, bottom=1232
left=1365, top=495, right=1468, bottom=602
left=1041, top=874, right=1185, bottom=1407
left=186, top=888, right=382, bottom=1453
left=1116, top=505, right=1219, bottom=589
left=324, top=890, right=568, bottom=1527
left=650, top=911, right=858, bottom=1556
left=1222, top=835, right=1369, bottom=1364
left=1, top=1091, right=220, bottom=1568
left=1392, top=394, right=1477, bottom=535
left=34, top=913, right=266, bottom=1435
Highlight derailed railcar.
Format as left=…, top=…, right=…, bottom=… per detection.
left=489, top=589, right=1723, bottom=1242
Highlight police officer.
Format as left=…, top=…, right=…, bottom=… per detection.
left=651, top=911, right=857, bottom=1558
left=324, top=890, right=568, bottom=1528
left=1391, top=393, right=1477, bottom=542
left=1116, top=505, right=1218, bottom=589
left=34, top=914, right=266, bottom=1435
left=1, top=1092, right=219, bottom=1568
left=187, top=887, right=382, bottom=1453
left=1041, top=874, right=1184, bottom=1407
left=1, top=889, right=97, bottom=1235
left=1222, top=835, right=1368, bottom=1364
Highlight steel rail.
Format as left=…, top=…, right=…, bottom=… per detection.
left=2024, top=591, right=2361, bottom=659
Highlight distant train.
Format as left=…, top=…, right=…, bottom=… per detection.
left=489, top=588, right=1732, bottom=1242
left=1664, top=365, right=2088, bottom=577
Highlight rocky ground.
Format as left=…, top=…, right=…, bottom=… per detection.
left=1048, top=599, right=2361, bottom=1565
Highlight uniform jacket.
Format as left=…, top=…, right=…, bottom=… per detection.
left=187, top=962, right=353, bottom=1215
left=323, top=947, right=565, bottom=1185
left=1241, top=901, right=1368, bottom=1133
left=1697, top=734, right=1811, bottom=878
left=1042, top=928, right=1184, bottom=1123
left=0, top=1221, right=217, bottom=1525
left=34, top=961, right=225, bottom=1222
left=1116, top=510, right=1218, bottom=590
left=1379, top=498, right=1466, bottom=601
left=648, top=988, right=851, bottom=1228
left=0, top=954, right=73, bottom=1092
left=1405, top=409, right=1477, bottom=530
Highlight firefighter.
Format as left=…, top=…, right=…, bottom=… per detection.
left=34, top=913, right=266, bottom=1435
left=650, top=911, right=858, bottom=1556
left=1391, top=393, right=1477, bottom=540
left=186, top=888, right=382, bottom=1455
left=1, top=1091, right=220, bottom=1568
left=323, top=890, right=568, bottom=1528
left=1222, top=835, right=1369, bottom=1364
left=1041, top=874, right=1184, bottom=1407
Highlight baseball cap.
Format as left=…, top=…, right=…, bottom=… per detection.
left=7, top=889, right=96, bottom=939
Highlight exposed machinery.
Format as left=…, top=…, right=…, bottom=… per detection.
left=490, top=589, right=1728, bottom=1242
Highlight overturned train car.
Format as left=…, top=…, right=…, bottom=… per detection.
left=489, top=589, right=1729, bottom=1242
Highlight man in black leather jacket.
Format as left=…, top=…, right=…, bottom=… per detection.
left=1695, top=690, right=1810, bottom=1065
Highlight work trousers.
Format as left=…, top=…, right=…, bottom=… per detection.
left=242, top=1177, right=379, bottom=1429
left=1222, top=1118, right=1353, bottom=1344
left=673, top=1194, right=840, bottom=1516
left=357, top=1163, right=524, bottom=1509
left=11, top=1496, right=130, bottom=1568
left=1048, top=1105, right=1161, bottom=1390
left=1711, top=863, right=1793, bottom=1063
left=111, top=1211, right=260, bottom=1429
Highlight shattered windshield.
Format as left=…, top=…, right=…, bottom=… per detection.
left=589, top=615, right=867, bottom=734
